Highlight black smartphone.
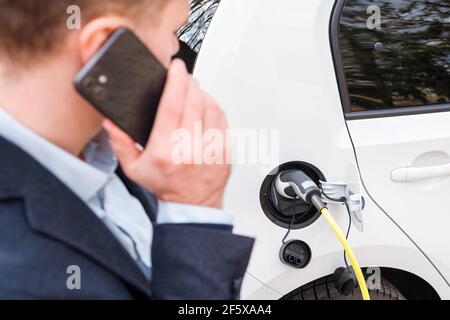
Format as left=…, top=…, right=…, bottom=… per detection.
left=74, top=28, right=167, bottom=147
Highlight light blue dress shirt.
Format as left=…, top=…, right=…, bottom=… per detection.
left=0, top=108, right=232, bottom=277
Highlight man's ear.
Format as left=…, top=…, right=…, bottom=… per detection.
left=78, top=16, right=131, bottom=63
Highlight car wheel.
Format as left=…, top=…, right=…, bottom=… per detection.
left=285, top=275, right=405, bottom=300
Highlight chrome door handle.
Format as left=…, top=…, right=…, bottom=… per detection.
left=391, top=163, right=450, bottom=183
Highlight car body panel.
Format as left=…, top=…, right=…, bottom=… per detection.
left=193, top=0, right=450, bottom=299
left=348, top=112, right=450, bottom=285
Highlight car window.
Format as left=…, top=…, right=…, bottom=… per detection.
left=336, top=0, right=450, bottom=113
left=176, top=0, right=221, bottom=72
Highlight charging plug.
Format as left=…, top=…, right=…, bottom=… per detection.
left=334, top=267, right=357, bottom=296
left=275, top=170, right=326, bottom=211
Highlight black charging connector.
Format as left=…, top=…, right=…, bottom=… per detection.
left=280, top=240, right=312, bottom=269
left=276, top=170, right=326, bottom=211
left=334, top=267, right=358, bottom=296
left=260, top=162, right=326, bottom=230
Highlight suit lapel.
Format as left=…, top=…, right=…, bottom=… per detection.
left=0, top=138, right=152, bottom=296
left=117, top=167, right=158, bottom=224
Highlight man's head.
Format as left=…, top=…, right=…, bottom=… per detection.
left=0, top=0, right=189, bottom=67
left=0, top=0, right=190, bottom=155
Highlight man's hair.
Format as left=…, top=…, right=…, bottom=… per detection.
left=0, top=0, right=161, bottom=63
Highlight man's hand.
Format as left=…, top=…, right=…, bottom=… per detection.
left=103, top=59, right=230, bottom=209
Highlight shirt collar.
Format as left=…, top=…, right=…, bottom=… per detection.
left=0, top=108, right=118, bottom=202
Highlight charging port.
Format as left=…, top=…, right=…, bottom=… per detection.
left=280, top=240, right=312, bottom=269
left=260, top=161, right=326, bottom=230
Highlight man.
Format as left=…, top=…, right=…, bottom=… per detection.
left=0, top=0, right=254, bottom=299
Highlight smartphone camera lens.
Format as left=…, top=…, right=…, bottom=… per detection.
left=93, top=86, right=108, bottom=101
left=98, top=75, right=108, bottom=84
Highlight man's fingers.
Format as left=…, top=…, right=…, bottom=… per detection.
left=150, top=59, right=189, bottom=144
left=202, top=94, right=230, bottom=165
left=181, top=78, right=206, bottom=131
left=203, top=94, right=229, bottom=153
left=103, top=119, right=141, bottom=173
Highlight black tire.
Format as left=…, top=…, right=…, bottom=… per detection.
left=284, top=276, right=405, bottom=300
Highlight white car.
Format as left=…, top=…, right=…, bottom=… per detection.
left=178, top=0, right=450, bottom=300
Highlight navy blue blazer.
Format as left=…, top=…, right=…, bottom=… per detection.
left=0, top=137, right=254, bottom=300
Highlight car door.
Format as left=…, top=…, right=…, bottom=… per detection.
left=331, top=0, right=450, bottom=280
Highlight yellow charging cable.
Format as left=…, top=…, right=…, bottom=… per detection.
left=320, top=207, right=371, bottom=300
